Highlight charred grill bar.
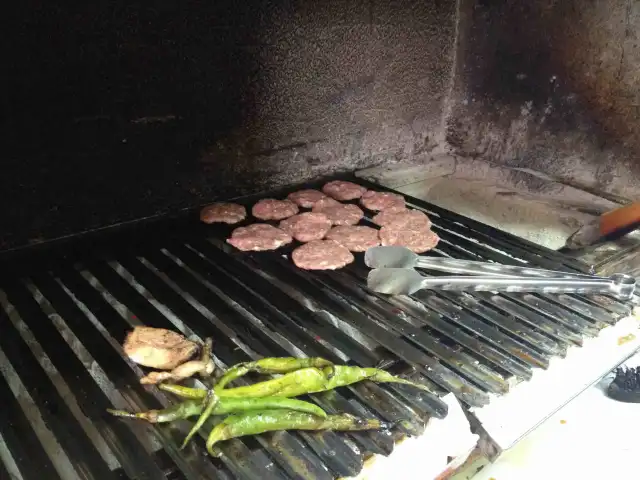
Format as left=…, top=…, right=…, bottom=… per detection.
left=0, top=176, right=633, bottom=479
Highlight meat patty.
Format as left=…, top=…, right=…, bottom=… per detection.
left=279, top=212, right=332, bottom=242
left=227, top=224, right=293, bottom=251
left=322, top=180, right=367, bottom=201
left=252, top=199, right=299, bottom=220
left=372, top=208, right=431, bottom=228
left=359, top=191, right=406, bottom=212
left=200, top=202, right=247, bottom=224
left=313, top=203, right=364, bottom=226
left=311, top=197, right=341, bottom=211
left=291, top=240, right=355, bottom=270
left=325, top=225, right=380, bottom=252
left=287, top=189, right=327, bottom=208
left=379, top=226, right=440, bottom=253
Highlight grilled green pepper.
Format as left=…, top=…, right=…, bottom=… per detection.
left=160, top=365, right=432, bottom=400
left=206, top=410, right=387, bottom=456
left=181, top=357, right=333, bottom=448
left=215, top=357, right=333, bottom=390
left=106, top=396, right=327, bottom=423
left=181, top=389, right=219, bottom=448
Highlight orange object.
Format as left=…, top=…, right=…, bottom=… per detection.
left=565, top=202, right=640, bottom=249
left=599, top=202, right=640, bottom=237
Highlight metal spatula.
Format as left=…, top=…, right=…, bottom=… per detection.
left=364, top=246, right=594, bottom=279
left=367, top=268, right=636, bottom=299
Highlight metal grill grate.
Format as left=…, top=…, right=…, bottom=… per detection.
left=0, top=177, right=632, bottom=480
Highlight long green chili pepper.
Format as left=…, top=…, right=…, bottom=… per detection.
left=180, top=389, right=219, bottom=449
left=206, top=410, right=387, bottom=456
left=106, top=396, right=328, bottom=423
left=158, top=383, right=204, bottom=399
left=161, top=365, right=433, bottom=400
left=214, top=357, right=333, bottom=390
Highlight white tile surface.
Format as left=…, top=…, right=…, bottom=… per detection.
left=474, top=351, right=640, bottom=480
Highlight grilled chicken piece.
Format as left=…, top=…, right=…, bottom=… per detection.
left=123, top=326, right=198, bottom=370
left=140, top=338, right=215, bottom=385
left=140, top=359, right=215, bottom=384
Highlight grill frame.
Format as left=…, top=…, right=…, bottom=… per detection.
left=0, top=174, right=633, bottom=480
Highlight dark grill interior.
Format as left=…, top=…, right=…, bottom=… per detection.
left=0, top=177, right=632, bottom=480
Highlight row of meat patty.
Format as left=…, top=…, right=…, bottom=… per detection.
left=199, top=181, right=439, bottom=270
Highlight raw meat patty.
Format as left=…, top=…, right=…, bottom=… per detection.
left=312, top=197, right=341, bottom=211
left=379, top=227, right=440, bottom=253
left=326, top=226, right=380, bottom=252
left=292, top=240, right=355, bottom=270
left=227, top=224, right=293, bottom=251
left=360, top=191, right=406, bottom=212
left=252, top=199, right=299, bottom=220
left=287, top=189, right=327, bottom=208
left=373, top=208, right=431, bottom=228
left=322, top=181, right=367, bottom=201
left=313, top=203, right=364, bottom=226
left=279, top=212, right=332, bottom=242
left=200, top=202, right=246, bottom=224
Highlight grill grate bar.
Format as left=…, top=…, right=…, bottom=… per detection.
left=0, top=358, right=62, bottom=480
left=160, top=243, right=432, bottom=434
left=0, top=176, right=634, bottom=479
left=230, top=248, right=490, bottom=407
left=341, top=264, right=546, bottom=373
left=50, top=268, right=256, bottom=480
left=80, top=259, right=328, bottom=480
left=6, top=280, right=168, bottom=480
left=0, top=285, right=117, bottom=480
left=90, top=251, right=372, bottom=479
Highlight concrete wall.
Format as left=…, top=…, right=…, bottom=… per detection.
left=3, top=1, right=457, bottom=248
left=3, top=0, right=639, bottom=249
left=447, top=0, right=640, bottom=201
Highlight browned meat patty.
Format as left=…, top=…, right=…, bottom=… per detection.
left=252, top=199, right=299, bottom=220
left=287, top=189, right=327, bottom=208
left=372, top=208, right=431, bottom=228
left=291, top=240, right=355, bottom=270
left=313, top=203, right=364, bottom=226
left=200, top=202, right=247, bottom=224
left=227, top=224, right=293, bottom=251
left=279, top=212, right=332, bottom=242
left=379, top=226, right=440, bottom=253
left=325, top=225, right=380, bottom=252
left=322, top=180, right=367, bottom=201
left=360, top=191, right=406, bottom=212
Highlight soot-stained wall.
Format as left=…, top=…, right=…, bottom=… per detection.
left=447, top=0, right=640, bottom=201
left=3, top=1, right=457, bottom=248
left=4, top=0, right=639, bottom=249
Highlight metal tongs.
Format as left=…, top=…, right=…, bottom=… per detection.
left=364, top=246, right=636, bottom=300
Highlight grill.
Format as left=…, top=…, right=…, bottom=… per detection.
left=0, top=176, right=633, bottom=480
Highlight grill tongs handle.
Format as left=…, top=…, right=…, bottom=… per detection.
left=366, top=268, right=637, bottom=300
left=365, top=246, right=595, bottom=279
